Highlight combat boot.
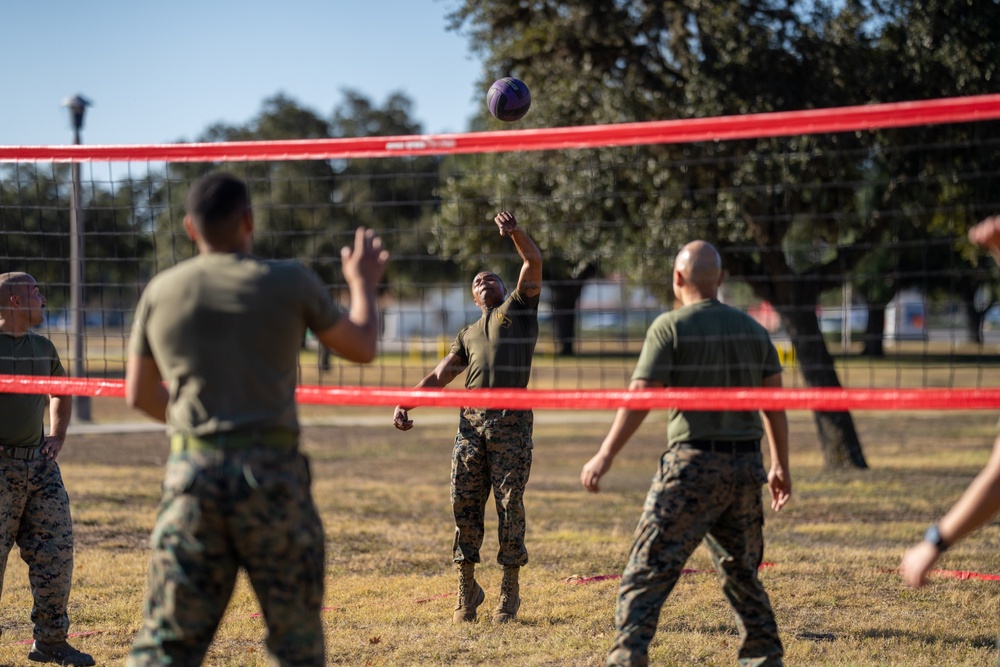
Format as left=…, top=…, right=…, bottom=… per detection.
left=453, top=562, right=485, bottom=623
left=493, top=565, right=521, bottom=623
left=28, top=640, right=95, bottom=666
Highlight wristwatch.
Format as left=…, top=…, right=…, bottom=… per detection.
left=923, top=524, right=950, bottom=553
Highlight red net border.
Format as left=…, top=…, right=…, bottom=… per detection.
left=1, top=94, right=999, bottom=162
left=2, top=375, right=999, bottom=411
left=4, top=94, right=1000, bottom=410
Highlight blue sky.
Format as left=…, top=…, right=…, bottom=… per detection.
left=0, top=0, right=484, bottom=147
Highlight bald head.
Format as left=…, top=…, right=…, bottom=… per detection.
left=0, top=272, right=35, bottom=300
left=0, top=272, right=44, bottom=333
left=673, top=241, right=722, bottom=303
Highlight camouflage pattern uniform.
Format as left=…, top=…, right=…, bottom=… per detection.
left=452, top=408, right=532, bottom=565
left=0, top=331, right=75, bottom=645
left=126, top=253, right=343, bottom=666
left=0, top=454, right=75, bottom=643
left=606, top=447, right=780, bottom=667
left=607, top=299, right=784, bottom=667
left=128, top=447, right=325, bottom=665
left=449, top=287, right=539, bottom=566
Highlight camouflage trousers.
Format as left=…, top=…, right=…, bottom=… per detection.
left=451, top=408, right=533, bottom=567
left=127, top=448, right=326, bottom=667
left=0, top=455, right=74, bottom=643
left=606, top=446, right=783, bottom=667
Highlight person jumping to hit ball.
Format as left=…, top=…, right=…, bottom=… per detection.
left=393, top=210, right=542, bottom=624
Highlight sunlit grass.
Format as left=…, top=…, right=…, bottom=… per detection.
left=1, top=409, right=999, bottom=665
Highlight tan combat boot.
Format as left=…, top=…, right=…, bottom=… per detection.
left=493, top=565, right=521, bottom=623
left=453, top=562, right=485, bottom=623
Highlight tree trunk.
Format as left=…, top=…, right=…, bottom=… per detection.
left=779, top=305, right=869, bottom=469
left=549, top=279, right=585, bottom=357
left=963, top=299, right=985, bottom=345
left=861, top=303, right=886, bottom=357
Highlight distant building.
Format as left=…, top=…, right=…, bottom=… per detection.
left=885, top=289, right=928, bottom=341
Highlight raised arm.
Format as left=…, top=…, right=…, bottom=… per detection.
left=494, top=211, right=542, bottom=298
left=317, top=227, right=390, bottom=363
left=969, top=215, right=1000, bottom=264
left=392, top=352, right=468, bottom=431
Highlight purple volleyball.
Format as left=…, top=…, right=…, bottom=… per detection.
left=487, top=77, right=531, bottom=122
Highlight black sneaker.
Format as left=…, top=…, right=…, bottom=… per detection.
left=28, top=640, right=96, bottom=666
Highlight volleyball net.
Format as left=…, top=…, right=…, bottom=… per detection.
left=2, top=93, right=1000, bottom=411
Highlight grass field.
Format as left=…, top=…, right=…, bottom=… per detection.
left=1, top=402, right=999, bottom=666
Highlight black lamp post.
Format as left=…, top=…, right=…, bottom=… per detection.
left=61, top=95, right=92, bottom=422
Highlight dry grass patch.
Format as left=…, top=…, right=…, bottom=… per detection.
left=0, top=409, right=998, bottom=665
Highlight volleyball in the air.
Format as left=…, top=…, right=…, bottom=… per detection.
left=487, top=77, right=531, bottom=122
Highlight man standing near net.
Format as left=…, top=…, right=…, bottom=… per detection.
left=124, top=172, right=388, bottom=666
left=900, top=214, right=1000, bottom=591
left=393, top=211, right=542, bottom=624
left=580, top=240, right=791, bottom=667
left=0, top=272, right=94, bottom=666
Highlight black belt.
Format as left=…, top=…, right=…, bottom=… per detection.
left=681, top=440, right=760, bottom=454
left=1, top=446, right=40, bottom=461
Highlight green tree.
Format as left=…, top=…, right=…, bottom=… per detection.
left=330, top=91, right=454, bottom=295
left=0, top=165, right=71, bottom=297
left=445, top=0, right=1000, bottom=468
left=150, top=94, right=343, bottom=282
left=151, top=91, right=447, bottom=293
left=0, top=165, right=153, bottom=318
left=871, top=0, right=1000, bottom=345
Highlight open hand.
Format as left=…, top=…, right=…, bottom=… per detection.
left=342, top=227, right=390, bottom=286
left=969, top=215, right=1000, bottom=263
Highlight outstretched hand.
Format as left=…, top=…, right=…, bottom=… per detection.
left=900, top=541, right=939, bottom=588
left=970, top=215, right=1000, bottom=264
left=494, top=211, right=518, bottom=237
left=342, top=227, right=390, bottom=286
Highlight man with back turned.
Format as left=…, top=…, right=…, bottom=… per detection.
left=581, top=240, right=791, bottom=667
left=125, top=172, right=389, bottom=666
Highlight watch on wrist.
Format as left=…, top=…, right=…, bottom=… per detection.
left=923, top=524, right=949, bottom=552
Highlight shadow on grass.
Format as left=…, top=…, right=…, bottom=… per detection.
left=858, top=628, right=998, bottom=650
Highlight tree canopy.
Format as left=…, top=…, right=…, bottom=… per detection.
left=148, top=91, right=449, bottom=291
left=443, top=0, right=1000, bottom=468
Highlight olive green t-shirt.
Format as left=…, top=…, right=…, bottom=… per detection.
left=0, top=331, right=65, bottom=448
left=451, top=288, right=539, bottom=389
left=632, top=298, right=782, bottom=446
left=128, top=254, right=343, bottom=436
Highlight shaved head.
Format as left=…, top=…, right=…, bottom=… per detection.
left=0, top=272, right=35, bottom=299
left=0, top=271, right=44, bottom=333
left=673, top=241, right=722, bottom=302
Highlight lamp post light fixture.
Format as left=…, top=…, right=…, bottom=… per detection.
left=61, top=94, right=92, bottom=422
